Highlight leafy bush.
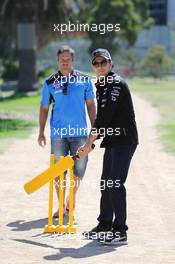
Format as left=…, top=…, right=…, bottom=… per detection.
left=1, top=57, right=19, bottom=81
left=140, top=45, right=173, bottom=79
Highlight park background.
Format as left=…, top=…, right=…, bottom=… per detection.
left=0, top=0, right=175, bottom=153
left=0, top=1, right=175, bottom=263
left=0, top=0, right=175, bottom=154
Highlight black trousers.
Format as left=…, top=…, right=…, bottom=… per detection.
left=97, top=144, right=137, bottom=232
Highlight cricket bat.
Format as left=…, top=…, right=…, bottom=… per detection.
left=24, top=144, right=95, bottom=195
left=24, top=156, right=74, bottom=195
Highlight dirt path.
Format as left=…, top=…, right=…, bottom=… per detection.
left=0, top=94, right=175, bottom=264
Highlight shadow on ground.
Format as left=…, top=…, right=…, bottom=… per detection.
left=13, top=238, right=127, bottom=261
left=7, top=218, right=48, bottom=231
left=7, top=216, right=70, bottom=231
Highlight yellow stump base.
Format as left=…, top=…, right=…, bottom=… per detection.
left=44, top=225, right=77, bottom=234
left=44, top=225, right=57, bottom=233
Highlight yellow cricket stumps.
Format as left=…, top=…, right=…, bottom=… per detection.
left=24, top=155, right=77, bottom=234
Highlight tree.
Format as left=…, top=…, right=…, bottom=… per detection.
left=0, top=0, right=74, bottom=92
left=77, top=0, right=153, bottom=54
left=141, top=45, right=173, bottom=79
left=0, top=0, right=153, bottom=91
left=117, top=49, right=138, bottom=71
left=0, top=0, right=72, bottom=57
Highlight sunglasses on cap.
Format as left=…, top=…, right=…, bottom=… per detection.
left=92, top=59, right=109, bottom=67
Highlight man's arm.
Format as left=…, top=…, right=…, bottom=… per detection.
left=76, top=99, right=96, bottom=157
left=77, top=81, right=124, bottom=158
left=86, top=99, right=96, bottom=127
left=38, top=105, right=49, bottom=147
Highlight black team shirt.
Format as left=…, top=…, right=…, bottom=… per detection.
left=92, top=71, right=139, bottom=148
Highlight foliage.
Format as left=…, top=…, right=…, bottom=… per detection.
left=78, top=0, right=153, bottom=54
left=141, top=45, right=173, bottom=78
left=0, top=0, right=74, bottom=57
left=0, top=0, right=153, bottom=57
left=1, top=57, right=19, bottom=81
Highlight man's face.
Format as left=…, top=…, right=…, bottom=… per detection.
left=57, top=51, right=73, bottom=73
left=92, top=56, right=112, bottom=77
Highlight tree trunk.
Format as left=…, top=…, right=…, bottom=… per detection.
left=16, top=0, right=38, bottom=93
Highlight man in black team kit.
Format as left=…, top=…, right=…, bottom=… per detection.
left=77, top=48, right=138, bottom=245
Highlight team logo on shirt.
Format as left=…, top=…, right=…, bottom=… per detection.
left=53, top=81, right=63, bottom=93
left=111, top=86, right=120, bottom=101
left=53, top=81, right=61, bottom=89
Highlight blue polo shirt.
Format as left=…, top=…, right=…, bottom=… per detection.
left=40, top=70, right=95, bottom=138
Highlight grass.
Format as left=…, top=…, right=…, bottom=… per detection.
left=0, top=93, right=41, bottom=115
left=0, top=118, right=36, bottom=152
left=128, top=77, right=175, bottom=154
left=0, top=76, right=45, bottom=152
left=160, top=123, right=175, bottom=153
left=0, top=93, right=40, bottom=152
left=0, top=118, right=36, bottom=138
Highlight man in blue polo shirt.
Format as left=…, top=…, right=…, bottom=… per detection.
left=38, top=46, right=96, bottom=217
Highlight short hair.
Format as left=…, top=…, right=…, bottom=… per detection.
left=57, top=46, right=75, bottom=59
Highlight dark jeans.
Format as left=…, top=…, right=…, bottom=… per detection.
left=97, top=144, right=137, bottom=232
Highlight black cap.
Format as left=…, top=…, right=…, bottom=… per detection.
left=92, top=48, right=111, bottom=63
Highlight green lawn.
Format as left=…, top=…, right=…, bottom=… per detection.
left=128, top=77, right=175, bottom=154
left=0, top=94, right=41, bottom=116
left=0, top=93, right=40, bottom=151
left=0, top=118, right=36, bottom=153
left=0, top=118, right=36, bottom=138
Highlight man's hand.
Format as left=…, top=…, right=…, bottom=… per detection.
left=38, top=105, right=49, bottom=148
left=77, top=143, right=94, bottom=158
left=38, top=133, right=46, bottom=147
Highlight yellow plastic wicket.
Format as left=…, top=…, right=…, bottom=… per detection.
left=24, top=144, right=95, bottom=234
left=48, top=154, right=54, bottom=226
left=44, top=155, right=76, bottom=234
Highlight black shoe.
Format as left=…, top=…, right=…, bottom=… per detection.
left=98, top=230, right=127, bottom=245
left=82, top=224, right=111, bottom=240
